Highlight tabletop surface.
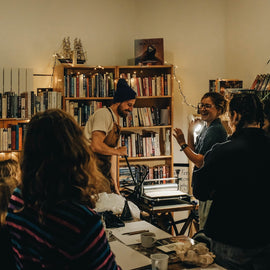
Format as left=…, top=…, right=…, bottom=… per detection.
left=109, top=229, right=226, bottom=270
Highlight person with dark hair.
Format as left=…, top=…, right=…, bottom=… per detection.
left=173, top=92, right=227, bottom=229
left=84, top=78, right=136, bottom=194
left=6, top=109, right=121, bottom=270
left=193, top=93, right=270, bottom=269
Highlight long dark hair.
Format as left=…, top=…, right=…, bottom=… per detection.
left=229, top=93, right=264, bottom=133
left=21, top=109, right=104, bottom=216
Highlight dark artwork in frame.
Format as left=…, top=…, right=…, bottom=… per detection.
left=134, top=38, right=164, bottom=65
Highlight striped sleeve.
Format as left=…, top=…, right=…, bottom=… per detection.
left=6, top=191, right=121, bottom=270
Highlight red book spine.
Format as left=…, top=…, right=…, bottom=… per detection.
left=19, top=126, right=23, bottom=150
left=148, top=77, right=152, bottom=96
left=11, top=125, right=16, bottom=150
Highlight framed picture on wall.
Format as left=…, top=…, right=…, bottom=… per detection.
left=134, top=38, right=164, bottom=65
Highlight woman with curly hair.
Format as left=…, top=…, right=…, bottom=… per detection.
left=6, top=109, right=121, bottom=270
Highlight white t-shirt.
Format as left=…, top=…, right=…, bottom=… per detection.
left=84, top=107, right=117, bottom=140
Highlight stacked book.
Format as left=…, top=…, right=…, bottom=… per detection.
left=124, top=73, right=171, bottom=96
left=119, top=164, right=170, bottom=187
left=250, top=74, right=270, bottom=91
left=0, top=91, right=62, bottom=119
left=120, top=131, right=161, bottom=158
left=64, top=72, right=115, bottom=98
left=0, top=123, right=27, bottom=151
left=120, top=107, right=170, bottom=127
left=65, top=100, right=103, bottom=126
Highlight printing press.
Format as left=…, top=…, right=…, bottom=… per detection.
left=122, top=157, right=191, bottom=207
left=121, top=157, right=199, bottom=235
left=140, top=178, right=191, bottom=205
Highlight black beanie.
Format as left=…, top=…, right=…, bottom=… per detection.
left=113, top=79, right=137, bottom=103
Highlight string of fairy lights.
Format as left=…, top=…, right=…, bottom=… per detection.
left=172, top=65, right=197, bottom=110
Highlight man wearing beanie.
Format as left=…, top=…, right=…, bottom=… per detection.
left=84, top=78, right=136, bottom=194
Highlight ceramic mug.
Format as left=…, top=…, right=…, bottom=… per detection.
left=141, top=232, right=157, bottom=248
left=151, top=253, right=169, bottom=270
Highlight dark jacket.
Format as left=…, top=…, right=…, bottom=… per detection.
left=193, top=128, right=270, bottom=248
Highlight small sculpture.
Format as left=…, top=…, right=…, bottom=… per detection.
left=56, top=37, right=86, bottom=64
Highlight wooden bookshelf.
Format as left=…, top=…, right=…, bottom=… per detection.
left=0, top=118, right=30, bottom=160
left=53, top=64, right=174, bottom=187
left=0, top=88, right=63, bottom=158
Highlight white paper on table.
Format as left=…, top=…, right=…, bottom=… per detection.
left=110, top=220, right=172, bottom=245
left=110, top=240, right=151, bottom=270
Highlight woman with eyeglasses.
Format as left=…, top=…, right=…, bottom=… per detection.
left=173, top=92, right=227, bottom=230
left=193, top=93, right=270, bottom=269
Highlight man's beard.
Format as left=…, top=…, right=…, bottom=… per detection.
left=117, top=104, right=129, bottom=118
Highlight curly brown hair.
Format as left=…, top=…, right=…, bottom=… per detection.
left=21, top=109, right=105, bottom=217
left=0, top=177, right=18, bottom=226
left=201, top=92, right=227, bottom=114
left=0, top=159, right=19, bottom=179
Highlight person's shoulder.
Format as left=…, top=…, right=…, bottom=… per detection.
left=204, top=139, right=231, bottom=159
left=63, top=202, right=100, bottom=220
left=209, top=119, right=226, bottom=131
left=52, top=201, right=101, bottom=230
left=94, top=107, right=110, bottom=117
left=207, top=120, right=227, bottom=137
left=91, top=107, right=112, bottom=123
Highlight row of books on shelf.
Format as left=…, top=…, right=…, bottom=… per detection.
left=120, top=131, right=161, bottom=158
left=120, top=107, right=169, bottom=128
left=0, top=123, right=27, bottom=151
left=126, top=73, right=171, bottom=96
left=209, top=79, right=243, bottom=93
left=64, top=72, right=115, bottom=98
left=65, top=100, right=103, bottom=126
left=119, top=164, right=170, bottom=187
left=0, top=91, right=62, bottom=119
left=250, top=73, right=270, bottom=91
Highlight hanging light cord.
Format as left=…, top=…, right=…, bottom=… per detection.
left=172, top=65, right=197, bottom=109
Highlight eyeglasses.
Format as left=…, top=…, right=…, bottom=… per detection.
left=197, top=103, right=214, bottom=110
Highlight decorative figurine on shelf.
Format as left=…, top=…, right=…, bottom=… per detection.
left=56, top=37, right=72, bottom=63
left=56, top=37, right=86, bottom=64
left=74, top=38, right=86, bottom=64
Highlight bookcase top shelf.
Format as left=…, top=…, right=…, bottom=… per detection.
left=118, top=65, right=173, bottom=69
left=65, top=97, right=113, bottom=101
left=59, top=64, right=173, bottom=69
left=0, top=119, right=30, bottom=122
left=119, top=155, right=172, bottom=161
left=121, top=125, right=172, bottom=131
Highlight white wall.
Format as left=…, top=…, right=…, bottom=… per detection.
left=225, top=0, right=270, bottom=88
left=133, top=0, right=227, bottom=163
left=2, top=0, right=268, bottom=164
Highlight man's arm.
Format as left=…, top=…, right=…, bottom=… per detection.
left=90, top=130, right=127, bottom=156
